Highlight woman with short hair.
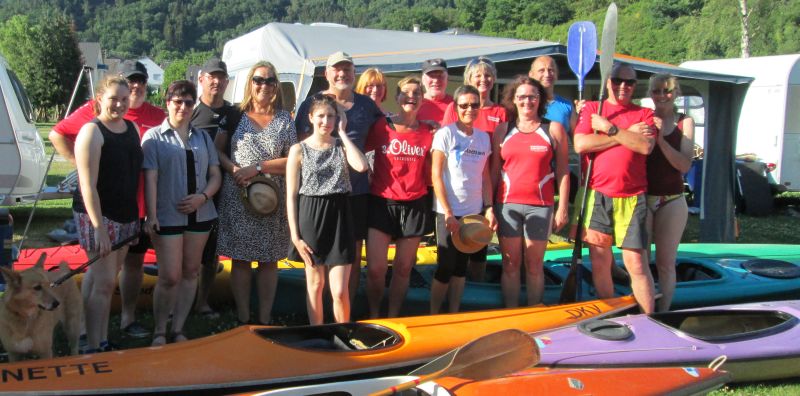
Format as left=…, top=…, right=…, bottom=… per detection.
left=356, top=68, right=392, bottom=116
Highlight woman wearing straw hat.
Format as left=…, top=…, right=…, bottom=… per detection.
left=491, top=76, right=570, bottom=308
left=214, top=61, right=296, bottom=325
left=141, top=80, right=221, bottom=345
left=430, top=85, right=497, bottom=314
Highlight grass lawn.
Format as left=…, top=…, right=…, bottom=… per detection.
left=3, top=125, right=800, bottom=393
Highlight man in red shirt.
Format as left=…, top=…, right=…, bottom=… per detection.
left=417, top=58, right=452, bottom=128
left=49, top=60, right=166, bottom=341
left=573, top=63, right=657, bottom=313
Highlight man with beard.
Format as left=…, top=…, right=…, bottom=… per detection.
left=573, top=63, right=657, bottom=313
left=294, top=51, right=384, bottom=308
left=190, top=58, right=240, bottom=318
left=49, top=60, right=165, bottom=344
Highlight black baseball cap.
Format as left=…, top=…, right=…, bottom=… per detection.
left=422, top=58, right=447, bottom=74
left=201, top=58, right=227, bottom=74
left=119, top=60, right=148, bottom=79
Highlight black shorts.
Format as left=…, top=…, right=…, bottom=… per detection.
left=156, top=219, right=215, bottom=236
left=350, top=194, right=369, bottom=240
left=367, top=195, right=429, bottom=239
left=128, top=218, right=151, bottom=254
left=201, top=219, right=219, bottom=266
left=434, top=213, right=487, bottom=283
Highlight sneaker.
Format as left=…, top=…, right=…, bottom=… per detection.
left=78, top=334, right=89, bottom=354
left=122, top=321, right=151, bottom=339
left=99, top=340, right=117, bottom=352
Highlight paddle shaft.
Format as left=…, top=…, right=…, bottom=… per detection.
left=560, top=3, right=618, bottom=303
left=50, top=233, right=138, bottom=287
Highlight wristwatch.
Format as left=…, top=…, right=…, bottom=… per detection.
left=255, top=163, right=262, bottom=174
left=607, top=124, right=619, bottom=137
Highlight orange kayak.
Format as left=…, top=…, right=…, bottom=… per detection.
left=0, top=296, right=635, bottom=394
left=432, top=367, right=730, bottom=395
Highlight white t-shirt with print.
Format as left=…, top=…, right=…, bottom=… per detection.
left=432, top=123, right=492, bottom=217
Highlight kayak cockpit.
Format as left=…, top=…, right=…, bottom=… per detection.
left=255, top=323, right=402, bottom=351
left=650, top=309, right=798, bottom=342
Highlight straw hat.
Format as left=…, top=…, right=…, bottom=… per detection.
left=451, top=214, right=493, bottom=254
left=241, top=175, right=280, bottom=216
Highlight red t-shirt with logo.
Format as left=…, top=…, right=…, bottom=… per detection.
left=52, top=100, right=166, bottom=217
left=365, top=117, right=434, bottom=201
left=417, top=95, right=453, bottom=126
left=442, top=102, right=507, bottom=135
left=496, top=126, right=556, bottom=206
left=574, top=100, right=655, bottom=197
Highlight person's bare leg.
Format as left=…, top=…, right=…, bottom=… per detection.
left=230, top=259, right=252, bottom=323
left=152, top=234, right=181, bottom=346
left=447, top=276, right=466, bottom=313
left=524, top=239, right=549, bottom=306
left=328, top=264, right=352, bottom=323
left=653, top=198, right=688, bottom=312
left=348, top=240, right=364, bottom=304
left=84, top=247, right=127, bottom=350
left=194, top=251, right=218, bottom=314
left=305, top=265, right=326, bottom=325
left=588, top=244, right=615, bottom=299
left=499, top=236, right=523, bottom=308
left=622, top=248, right=656, bottom=313
left=119, top=251, right=144, bottom=329
left=387, top=237, right=421, bottom=317
left=170, top=232, right=207, bottom=341
left=366, top=229, right=391, bottom=318
left=429, top=279, right=449, bottom=314
left=255, top=261, right=278, bottom=325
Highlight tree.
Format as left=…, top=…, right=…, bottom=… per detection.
left=0, top=14, right=84, bottom=121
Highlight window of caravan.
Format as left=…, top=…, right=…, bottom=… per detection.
left=8, top=70, right=34, bottom=123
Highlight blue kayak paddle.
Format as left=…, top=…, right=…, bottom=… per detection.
left=567, top=21, right=597, bottom=101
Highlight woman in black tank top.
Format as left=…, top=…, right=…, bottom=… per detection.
left=73, top=75, right=143, bottom=353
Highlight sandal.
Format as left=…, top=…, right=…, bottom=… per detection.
left=151, top=332, right=167, bottom=347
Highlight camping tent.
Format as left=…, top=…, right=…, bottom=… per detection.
left=222, top=22, right=751, bottom=243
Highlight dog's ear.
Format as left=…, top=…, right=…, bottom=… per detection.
left=34, top=252, right=47, bottom=270
left=0, top=266, right=20, bottom=289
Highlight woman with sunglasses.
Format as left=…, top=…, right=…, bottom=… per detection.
left=441, top=56, right=507, bottom=281
left=430, top=85, right=497, bottom=314
left=215, top=61, right=297, bottom=325
left=646, top=74, right=695, bottom=312
left=141, top=80, right=221, bottom=345
left=364, top=76, right=434, bottom=318
left=492, top=76, right=570, bottom=308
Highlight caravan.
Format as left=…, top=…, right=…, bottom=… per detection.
left=682, top=55, right=800, bottom=191
left=0, top=53, right=48, bottom=205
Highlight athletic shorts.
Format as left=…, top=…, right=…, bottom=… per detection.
left=582, top=189, right=647, bottom=249
left=367, top=195, right=429, bottom=238
left=74, top=211, right=139, bottom=252
left=156, top=219, right=215, bottom=236
left=496, top=202, right=553, bottom=241
left=350, top=194, right=369, bottom=240
left=434, top=213, right=487, bottom=283
left=128, top=218, right=152, bottom=254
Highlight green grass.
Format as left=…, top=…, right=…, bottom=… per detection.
left=3, top=125, right=800, bottom=393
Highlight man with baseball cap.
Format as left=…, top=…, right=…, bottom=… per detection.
left=191, top=57, right=240, bottom=318
left=48, top=59, right=165, bottom=344
left=294, top=51, right=384, bottom=311
left=417, top=58, right=452, bottom=127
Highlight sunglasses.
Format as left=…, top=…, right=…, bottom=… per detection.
left=252, top=76, right=279, bottom=86
left=169, top=99, right=195, bottom=107
left=651, top=88, right=673, bottom=95
left=610, top=77, right=637, bottom=86
left=457, top=102, right=480, bottom=110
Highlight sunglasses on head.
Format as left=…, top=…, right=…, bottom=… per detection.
left=610, top=77, right=637, bottom=86
left=457, top=102, right=480, bottom=110
left=252, top=76, right=279, bottom=86
left=651, top=88, right=673, bottom=95
left=169, top=98, right=195, bottom=107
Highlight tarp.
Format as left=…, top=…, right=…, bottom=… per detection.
left=222, top=23, right=752, bottom=242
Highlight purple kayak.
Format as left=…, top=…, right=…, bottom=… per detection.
left=535, top=300, right=800, bottom=382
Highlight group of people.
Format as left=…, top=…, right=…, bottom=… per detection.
left=50, top=50, right=694, bottom=350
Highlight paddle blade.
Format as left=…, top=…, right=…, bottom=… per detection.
left=597, top=2, right=619, bottom=102
left=567, top=21, right=598, bottom=92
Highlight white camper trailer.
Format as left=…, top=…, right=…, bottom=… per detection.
left=0, top=53, right=47, bottom=205
left=681, top=54, right=800, bottom=191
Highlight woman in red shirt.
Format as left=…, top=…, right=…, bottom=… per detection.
left=364, top=76, right=434, bottom=318
left=491, top=76, right=570, bottom=307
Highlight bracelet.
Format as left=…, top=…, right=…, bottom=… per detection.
left=201, top=192, right=209, bottom=202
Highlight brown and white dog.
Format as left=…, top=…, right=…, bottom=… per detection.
left=0, top=253, right=83, bottom=361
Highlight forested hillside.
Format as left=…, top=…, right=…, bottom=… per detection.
left=2, top=0, right=798, bottom=65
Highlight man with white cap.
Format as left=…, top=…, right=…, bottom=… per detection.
left=294, top=51, right=383, bottom=308
left=48, top=59, right=165, bottom=345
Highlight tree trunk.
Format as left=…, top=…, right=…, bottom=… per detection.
left=739, top=0, right=751, bottom=58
